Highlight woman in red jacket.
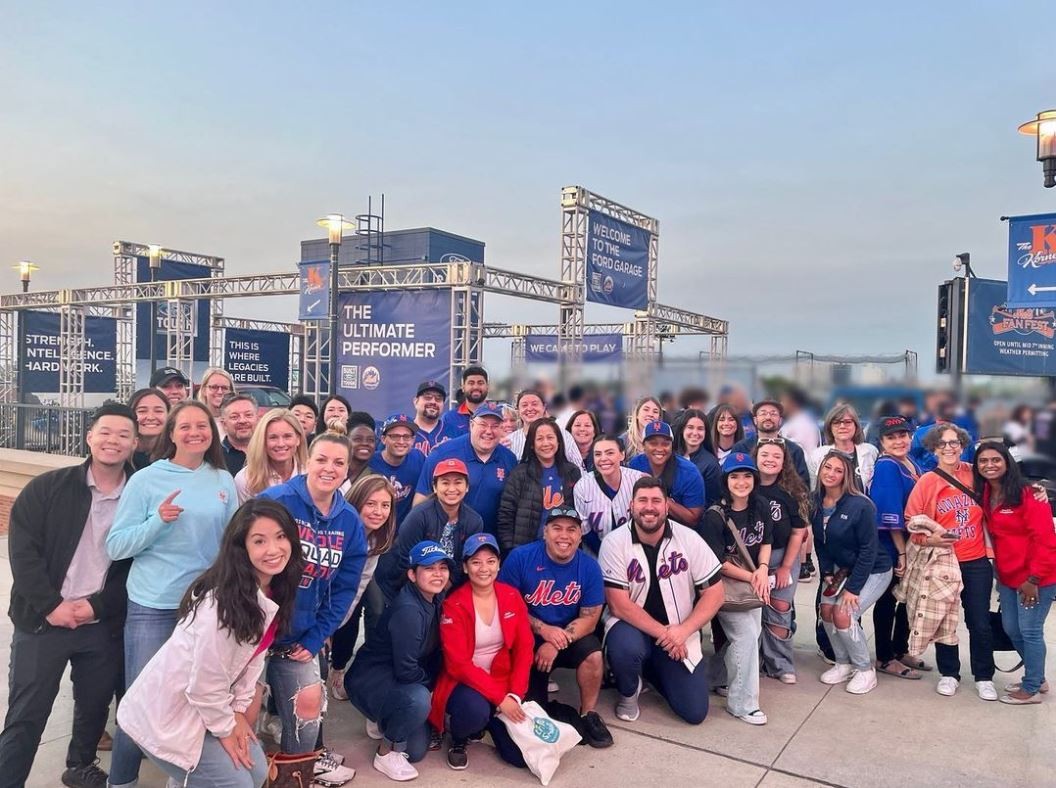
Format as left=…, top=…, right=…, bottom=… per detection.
left=974, top=441, right=1056, bottom=705
left=429, top=532, right=534, bottom=771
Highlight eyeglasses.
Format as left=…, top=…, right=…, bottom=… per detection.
left=757, top=437, right=785, bottom=446
left=936, top=440, right=963, bottom=449
left=755, top=409, right=781, bottom=418
left=385, top=433, right=414, bottom=442
left=832, top=419, right=857, bottom=427
left=206, top=384, right=231, bottom=392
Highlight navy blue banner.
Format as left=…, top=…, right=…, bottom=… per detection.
left=1007, top=212, right=1056, bottom=308
left=524, top=333, right=623, bottom=363
left=134, top=257, right=210, bottom=362
left=224, top=328, right=291, bottom=390
left=20, top=311, right=118, bottom=395
left=585, top=211, right=650, bottom=309
left=336, top=290, right=452, bottom=415
left=298, top=260, right=329, bottom=320
left=964, top=278, right=1056, bottom=376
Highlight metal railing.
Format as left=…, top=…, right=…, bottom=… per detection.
left=0, top=404, right=92, bottom=456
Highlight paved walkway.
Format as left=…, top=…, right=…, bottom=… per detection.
left=2, top=536, right=1053, bottom=787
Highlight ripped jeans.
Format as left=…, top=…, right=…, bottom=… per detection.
left=266, top=649, right=327, bottom=754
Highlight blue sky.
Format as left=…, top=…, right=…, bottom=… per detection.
left=1, top=2, right=1052, bottom=372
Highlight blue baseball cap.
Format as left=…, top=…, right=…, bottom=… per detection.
left=471, top=402, right=503, bottom=421
left=409, top=540, right=451, bottom=568
left=382, top=413, right=415, bottom=434
left=643, top=420, right=674, bottom=441
left=463, top=532, right=500, bottom=558
left=722, top=452, right=758, bottom=475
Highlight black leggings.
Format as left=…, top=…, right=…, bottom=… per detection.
left=331, top=579, right=385, bottom=671
left=872, top=574, right=910, bottom=663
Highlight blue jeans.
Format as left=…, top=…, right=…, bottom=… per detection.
left=266, top=651, right=325, bottom=755
left=999, top=582, right=1056, bottom=695
left=349, top=679, right=431, bottom=762
left=109, top=602, right=180, bottom=787
left=605, top=620, right=710, bottom=724
left=147, top=733, right=267, bottom=788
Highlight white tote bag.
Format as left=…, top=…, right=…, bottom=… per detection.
left=497, top=700, right=582, bottom=785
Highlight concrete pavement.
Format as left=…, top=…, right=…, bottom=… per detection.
left=2, top=536, right=1053, bottom=788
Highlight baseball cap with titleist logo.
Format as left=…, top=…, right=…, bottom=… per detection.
left=409, top=540, right=450, bottom=568
left=432, top=458, right=469, bottom=479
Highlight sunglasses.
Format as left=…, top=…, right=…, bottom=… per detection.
left=757, top=437, right=785, bottom=446
left=546, top=507, right=579, bottom=520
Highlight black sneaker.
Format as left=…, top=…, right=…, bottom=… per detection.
left=580, top=710, right=614, bottom=748
left=61, top=763, right=108, bottom=788
left=798, top=563, right=812, bottom=581
left=428, top=729, right=443, bottom=751
left=447, top=740, right=469, bottom=770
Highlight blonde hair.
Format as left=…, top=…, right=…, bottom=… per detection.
left=197, top=367, right=237, bottom=412
left=243, top=409, right=308, bottom=496
left=625, top=396, right=662, bottom=458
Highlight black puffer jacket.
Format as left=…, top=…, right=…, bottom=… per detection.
left=496, top=461, right=581, bottom=553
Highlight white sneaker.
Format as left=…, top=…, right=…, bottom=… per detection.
left=314, top=750, right=356, bottom=786
left=329, top=667, right=348, bottom=701
left=615, top=678, right=642, bottom=721
left=820, top=663, right=855, bottom=685
left=548, top=679, right=560, bottom=693
left=730, top=708, right=768, bottom=725
left=936, top=676, right=960, bottom=696
left=975, top=680, right=998, bottom=701
left=778, top=673, right=797, bottom=685
left=373, top=750, right=419, bottom=781
left=365, top=718, right=383, bottom=740
left=846, top=668, right=878, bottom=695
left=261, top=712, right=283, bottom=742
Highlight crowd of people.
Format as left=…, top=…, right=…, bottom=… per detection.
left=2, top=363, right=1055, bottom=788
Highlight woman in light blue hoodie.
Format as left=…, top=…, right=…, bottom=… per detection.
left=106, top=399, right=238, bottom=788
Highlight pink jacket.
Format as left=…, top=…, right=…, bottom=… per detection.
left=117, top=590, right=277, bottom=772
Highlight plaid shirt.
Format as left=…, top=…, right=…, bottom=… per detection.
left=894, top=539, right=963, bottom=657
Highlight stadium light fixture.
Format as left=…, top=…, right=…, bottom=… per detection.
left=13, top=261, right=38, bottom=293
left=1018, top=109, right=1056, bottom=188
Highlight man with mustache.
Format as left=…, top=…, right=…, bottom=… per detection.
left=599, top=477, right=724, bottom=725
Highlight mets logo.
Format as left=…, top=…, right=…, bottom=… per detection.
left=989, top=306, right=1056, bottom=339
left=1016, top=223, right=1056, bottom=269
left=363, top=366, right=381, bottom=390
left=218, top=490, right=229, bottom=504
left=532, top=717, right=559, bottom=744
left=496, top=468, right=506, bottom=481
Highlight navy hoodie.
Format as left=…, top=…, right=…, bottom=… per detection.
left=811, top=492, right=891, bottom=595
left=259, top=474, right=368, bottom=655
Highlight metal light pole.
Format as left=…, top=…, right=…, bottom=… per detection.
left=14, top=261, right=38, bottom=293
left=316, top=214, right=353, bottom=395
left=148, top=245, right=163, bottom=374
left=1018, top=109, right=1056, bottom=188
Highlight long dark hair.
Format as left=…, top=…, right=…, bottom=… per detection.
left=522, top=417, right=579, bottom=485
left=346, top=474, right=397, bottom=557
left=717, top=468, right=768, bottom=528
left=705, top=403, right=745, bottom=454
left=317, top=394, right=354, bottom=434
left=673, top=408, right=710, bottom=457
left=178, top=499, right=304, bottom=644
left=152, top=400, right=226, bottom=468
left=972, top=440, right=1024, bottom=507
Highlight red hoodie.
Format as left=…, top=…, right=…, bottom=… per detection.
left=983, top=485, right=1056, bottom=588
left=428, top=580, right=534, bottom=733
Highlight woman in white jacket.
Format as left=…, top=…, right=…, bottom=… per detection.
left=117, top=498, right=304, bottom=788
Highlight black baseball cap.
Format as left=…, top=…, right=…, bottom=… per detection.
left=752, top=399, right=784, bottom=417
left=149, top=367, right=189, bottom=387
left=416, top=379, right=447, bottom=399
left=878, top=416, right=912, bottom=437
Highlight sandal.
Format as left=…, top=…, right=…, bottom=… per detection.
left=877, top=660, right=921, bottom=680
left=898, top=655, right=932, bottom=672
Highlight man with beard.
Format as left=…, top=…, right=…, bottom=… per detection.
left=599, top=477, right=724, bottom=725
left=440, top=366, right=490, bottom=438
left=218, top=393, right=259, bottom=476
left=731, top=400, right=810, bottom=486
left=627, top=421, right=706, bottom=525
left=506, top=389, right=584, bottom=469
left=414, top=404, right=517, bottom=534
left=412, top=379, right=448, bottom=456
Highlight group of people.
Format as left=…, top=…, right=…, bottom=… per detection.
left=2, top=363, right=1054, bottom=788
